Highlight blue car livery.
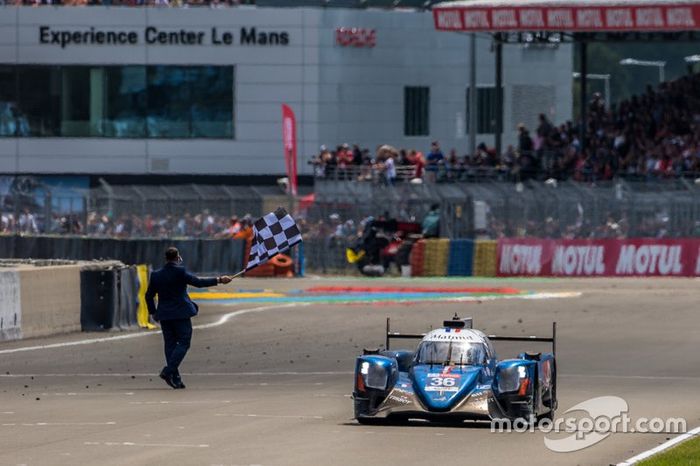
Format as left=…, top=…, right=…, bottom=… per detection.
left=353, top=315, right=557, bottom=424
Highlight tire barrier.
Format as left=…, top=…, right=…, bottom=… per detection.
left=409, top=240, right=426, bottom=277
left=447, top=239, right=474, bottom=276
left=0, top=235, right=246, bottom=274
left=423, top=239, right=450, bottom=277
left=245, top=254, right=295, bottom=278
left=473, top=240, right=498, bottom=277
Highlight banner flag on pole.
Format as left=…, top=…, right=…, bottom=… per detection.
left=281, top=104, right=298, bottom=196
left=246, top=207, right=302, bottom=271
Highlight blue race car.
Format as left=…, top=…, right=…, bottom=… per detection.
left=353, top=315, right=557, bottom=424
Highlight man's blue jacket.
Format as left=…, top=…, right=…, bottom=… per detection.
left=145, top=262, right=218, bottom=321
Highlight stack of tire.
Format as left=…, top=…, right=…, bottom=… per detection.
left=447, top=239, right=474, bottom=276
left=244, top=254, right=294, bottom=278
left=422, top=239, right=450, bottom=277
left=473, top=240, right=498, bottom=276
left=409, top=239, right=426, bottom=277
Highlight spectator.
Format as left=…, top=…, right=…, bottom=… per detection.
left=425, top=141, right=444, bottom=182
left=421, top=203, right=440, bottom=238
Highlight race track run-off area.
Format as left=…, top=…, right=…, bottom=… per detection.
left=1, top=277, right=699, bottom=466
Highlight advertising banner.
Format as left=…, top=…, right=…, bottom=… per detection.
left=434, top=3, right=700, bottom=33
left=281, top=104, right=298, bottom=197
left=497, top=238, right=700, bottom=277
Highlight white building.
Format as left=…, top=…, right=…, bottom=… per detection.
left=0, top=6, right=572, bottom=177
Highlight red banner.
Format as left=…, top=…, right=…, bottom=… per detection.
left=281, top=104, right=298, bottom=197
left=497, top=238, right=700, bottom=277
left=433, top=3, right=700, bottom=32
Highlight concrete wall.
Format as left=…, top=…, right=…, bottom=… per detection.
left=0, top=269, right=21, bottom=340
left=17, top=265, right=82, bottom=339
left=0, top=6, right=572, bottom=175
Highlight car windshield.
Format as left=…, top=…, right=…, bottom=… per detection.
left=416, top=341, right=486, bottom=366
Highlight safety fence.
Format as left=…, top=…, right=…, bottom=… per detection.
left=0, top=235, right=247, bottom=274
left=405, top=237, right=700, bottom=278
left=308, top=178, right=700, bottom=244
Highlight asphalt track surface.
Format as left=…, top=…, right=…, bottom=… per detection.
left=1, top=277, right=699, bottom=466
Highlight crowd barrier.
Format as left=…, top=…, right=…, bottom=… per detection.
left=408, top=238, right=700, bottom=278
left=0, top=235, right=247, bottom=274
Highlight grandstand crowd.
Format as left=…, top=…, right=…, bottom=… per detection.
left=312, top=73, right=700, bottom=183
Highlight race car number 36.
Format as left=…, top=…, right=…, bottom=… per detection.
left=425, top=377, right=459, bottom=392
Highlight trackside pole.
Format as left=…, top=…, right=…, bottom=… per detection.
left=386, top=317, right=391, bottom=350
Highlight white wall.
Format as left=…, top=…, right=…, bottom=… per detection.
left=0, top=6, right=572, bottom=175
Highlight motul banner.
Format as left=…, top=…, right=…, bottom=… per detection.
left=281, top=104, right=298, bottom=196
left=433, top=3, right=700, bottom=32
left=497, top=238, right=700, bottom=277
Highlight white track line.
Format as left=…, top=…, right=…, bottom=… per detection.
left=617, top=425, right=700, bottom=465
left=214, top=413, right=324, bottom=420
left=83, top=441, right=209, bottom=448
left=1, top=422, right=116, bottom=427
left=0, top=303, right=309, bottom=355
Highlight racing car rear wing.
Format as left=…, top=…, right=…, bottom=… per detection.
left=385, top=317, right=557, bottom=356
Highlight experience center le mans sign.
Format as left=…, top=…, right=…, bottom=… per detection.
left=39, top=26, right=290, bottom=48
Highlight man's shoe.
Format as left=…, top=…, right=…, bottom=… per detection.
left=159, top=368, right=179, bottom=389
left=173, top=375, right=186, bottom=389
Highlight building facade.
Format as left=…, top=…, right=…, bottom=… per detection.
left=0, top=6, right=572, bottom=176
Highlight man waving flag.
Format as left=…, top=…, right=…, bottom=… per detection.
left=245, top=207, right=302, bottom=272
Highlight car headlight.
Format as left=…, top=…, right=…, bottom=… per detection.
left=365, top=365, right=388, bottom=390
left=497, top=366, right=521, bottom=393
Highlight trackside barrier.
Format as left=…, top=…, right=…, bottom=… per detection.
left=0, top=270, right=21, bottom=340
left=447, top=239, right=474, bottom=276
left=19, top=264, right=82, bottom=339
left=497, top=238, right=700, bottom=277
left=423, top=239, right=450, bottom=277
left=473, top=240, right=498, bottom=277
left=80, top=265, right=143, bottom=332
left=409, top=240, right=426, bottom=277
left=0, top=235, right=246, bottom=274
left=136, top=265, right=156, bottom=330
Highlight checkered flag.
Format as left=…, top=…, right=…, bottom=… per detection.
left=246, top=208, right=302, bottom=271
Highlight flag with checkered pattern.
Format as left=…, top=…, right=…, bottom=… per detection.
left=246, top=207, right=302, bottom=270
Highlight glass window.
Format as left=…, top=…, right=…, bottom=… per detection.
left=404, top=86, right=430, bottom=136
left=467, top=86, right=504, bottom=134
left=60, top=67, right=93, bottom=137
left=0, top=66, right=17, bottom=137
left=1, top=65, right=234, bottom=139
left=189, top=67, right=233, bottom=138
left=416, top=340, right=486, bottom=366
left=18, top=66, right=61, bottom=137
left=104, top=66, right=147, bottom=138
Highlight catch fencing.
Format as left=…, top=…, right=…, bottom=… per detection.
left=89, top=182, right=270, bottom=220
left=303, top=178, right=700, bottom=273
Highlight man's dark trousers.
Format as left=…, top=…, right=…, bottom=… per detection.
left=161, top=318, right=192, bottom=377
